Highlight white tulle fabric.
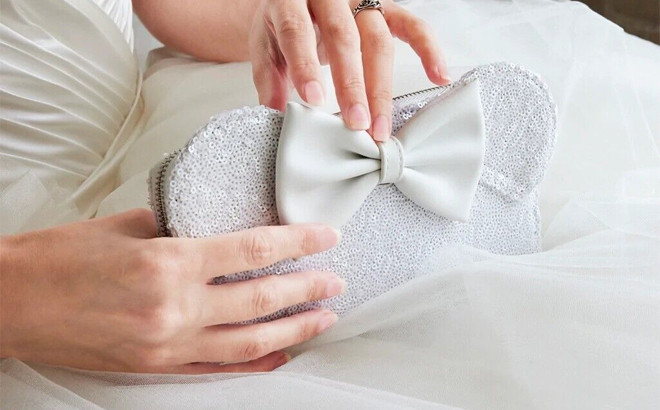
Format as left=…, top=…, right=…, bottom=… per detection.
left=1, top=0, right=659, bottom=409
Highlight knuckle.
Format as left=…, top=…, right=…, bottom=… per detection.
left=277, top=13, right=310, bottom=39
left=133, top=242, right=183, bottom=289
left=325, top=22, right=357, bottom=51
left=295, top=319, right=318, bottom=344
left=411, top=19, right=430, bottom=32
left=297, top=228, right=318, bottom=256
left=141, top=303, right=185, bottom=343
left=242, top=331, right=272, bottom=361
left=325, top=19, right=353, bottom=41
left=305, top=275, right=326, bottom=301
left=253, top=281, right=280, bottom=316
left=409, top=19, right=432, bottom=40
left=341, top=76, right=365, bottom=95
left=369, top=88, right=393, bottom=107
left=290, top=59, right=318, bottom=81
left=241, top=231, right=276, bottom=267
left=132, top=245, right=163, bottom=276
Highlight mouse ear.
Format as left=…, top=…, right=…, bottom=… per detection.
left=472, top=63, right=558, bottom=202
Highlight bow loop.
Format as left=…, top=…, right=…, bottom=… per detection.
left=276, top=79, right=486, bottom=228
left=377, top=137, right=404, bottom=184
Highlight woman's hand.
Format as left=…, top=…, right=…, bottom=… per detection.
left=134, top=0, right=449, bottom=142
left=250, top=0, right=450, bottom=141
left=0, top=209, right=344, bottom=374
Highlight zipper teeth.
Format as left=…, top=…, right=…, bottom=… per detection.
left=156, top=85, right=449, bottom=235
left=392, top=85, right=443, bottom=101
left=153, top=150, right=180, bottom=236
left=332, top=86, right=445, bottom=116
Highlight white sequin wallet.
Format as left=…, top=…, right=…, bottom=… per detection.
left=148, top=63, right=557, bottom=318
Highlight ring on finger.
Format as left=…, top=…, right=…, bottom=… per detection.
left=352, top=0, right=385, bottom=18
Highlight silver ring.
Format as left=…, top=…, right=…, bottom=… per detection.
left=352, top=0, right=385, bottom=18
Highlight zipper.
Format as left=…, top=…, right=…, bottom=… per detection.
left=333, top=85, right=445, bottom=116
left=150, top=150, right=180, bottom=237
left=152, top=85, right=450, bottom=236
left=392, top=85, right=444, bottom=102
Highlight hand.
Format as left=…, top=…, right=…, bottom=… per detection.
left=249, top=0, right=450, bottom=141
left=0, top=209, right=344, bottom=374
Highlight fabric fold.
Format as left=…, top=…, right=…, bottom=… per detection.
left=0, top=0, right=140, bottom=233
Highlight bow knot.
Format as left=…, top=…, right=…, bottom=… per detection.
left=276, top=79, right=486, bottom=228
left=377, top=137, right=404, bottom=184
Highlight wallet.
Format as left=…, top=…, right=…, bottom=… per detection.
left=148, top=62, right=557, bottom=318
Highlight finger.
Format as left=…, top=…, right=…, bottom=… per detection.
left=270, top=0, right=325, bottom=106
left=160, top=352, right=291, bottom=374
left=188, top=352, right=291, bottom=374
left=309, top=0, right=370, bottom=131
left=178, top=224, right=341, bottom=280
left=250, top=7, right=290, bottom=110
left=191, top=309, right=337, bottom=364
left=386, top=5, right=450, bottom=85
left=355, top=9, right=394, bottom=142
left=201, top=271, right=346, bottom=325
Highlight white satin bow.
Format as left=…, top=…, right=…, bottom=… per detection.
left=276, top=79, right=486, bottom=228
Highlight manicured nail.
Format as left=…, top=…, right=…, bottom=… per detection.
left=326, top=276, right=347, bottom=298
left=436, top=63, right=451, bottom=84
left=317, top=310, right=338, bottom=332
left=275, top=352, right=291, bottom=368
left=315, top=226, right=342, bottom=251
left=304, top=81, right=325, bottom=106
left=372, top=115, right=390, bottom=142
left=348, top=103, right=371, bottom=130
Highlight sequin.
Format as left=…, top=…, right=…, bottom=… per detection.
left=148, top=63, right=557, bottom=321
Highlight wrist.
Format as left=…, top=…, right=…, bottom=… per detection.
left=0, top=234, right=29, bottom=358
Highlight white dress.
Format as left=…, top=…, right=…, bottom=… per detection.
left=1, top=0, right=659, bottom=409
left=0, top=0, right=139, bottom=234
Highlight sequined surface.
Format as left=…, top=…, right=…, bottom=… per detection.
left=149, top=63, right=557, bottom=319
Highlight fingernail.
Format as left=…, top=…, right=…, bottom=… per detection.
left=317, top=310, right=338, bottom=332
left=436, top=64, right=451, bottom=84
left=372, top=115, right=390, bottom=142
left=326, top=276, right=346, bottom=298
left=275, top=352, right=291, bottom=368
left=315, top=226, right=342, bottom=251
left=304, top=81, right=325, bottom=106
left=348, top=104, right=371, bottom=130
